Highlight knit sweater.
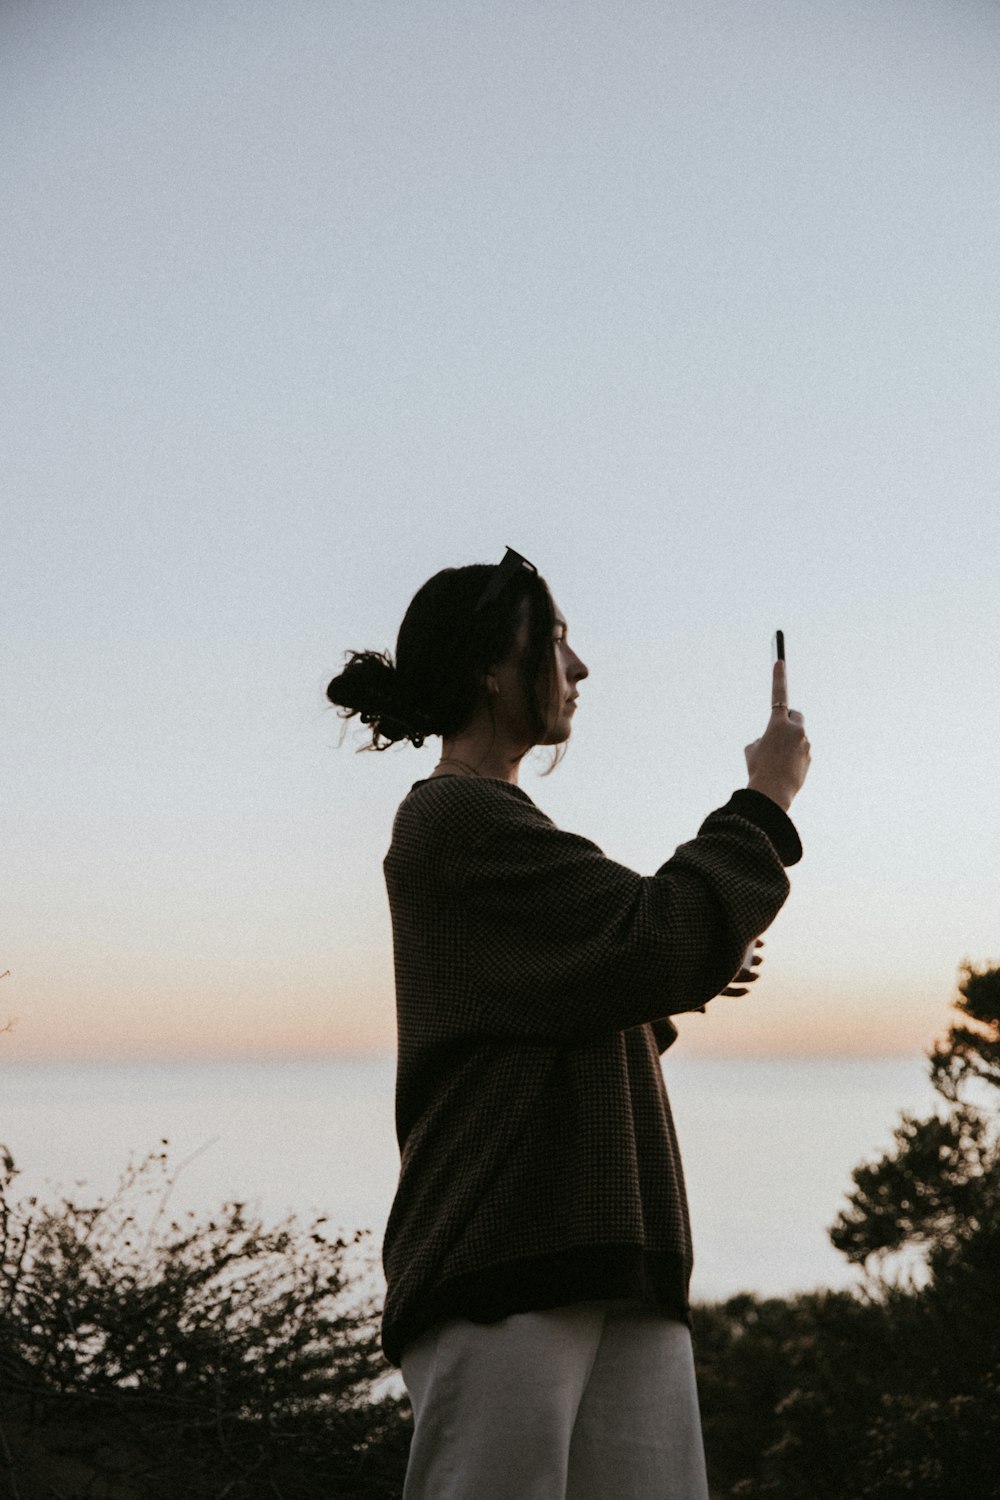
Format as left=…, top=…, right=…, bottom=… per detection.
left=380, top=777, right=801, bottom=1367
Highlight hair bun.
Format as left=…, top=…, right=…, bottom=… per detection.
left=326, top=650, right=433, bottom=749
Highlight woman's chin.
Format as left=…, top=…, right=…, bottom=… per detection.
left=541, top=717, right=574, bottom=746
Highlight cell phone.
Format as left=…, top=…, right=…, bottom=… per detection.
left=773, top=629, right=785, bottom=663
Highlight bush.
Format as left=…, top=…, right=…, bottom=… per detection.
left=0, top=1144, right=411, bottom=1499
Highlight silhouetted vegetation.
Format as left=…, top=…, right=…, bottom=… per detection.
left=2, top=962, right=997, bottom=1497
left=694, top=960, right=1000, bottom=1499
left=0, top=1146, right=409, bottom=1498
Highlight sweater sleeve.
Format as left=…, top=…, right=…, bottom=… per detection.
left=458, top=787, right=798, bottom=1043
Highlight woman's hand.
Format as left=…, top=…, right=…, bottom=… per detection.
left=744, top=660, right=811, bottom=811
left=721, top=938, right=765, bottom=997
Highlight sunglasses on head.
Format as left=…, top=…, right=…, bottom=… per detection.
left=473, top=547, right=538, bottom=612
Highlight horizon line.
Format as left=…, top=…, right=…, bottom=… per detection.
left=2, top=1045, right=935, bottom=1067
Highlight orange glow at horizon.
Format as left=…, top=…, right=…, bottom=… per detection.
left=0, top=962, right=958, bottom=1064
left=0, top=963, right=397, bottom=1064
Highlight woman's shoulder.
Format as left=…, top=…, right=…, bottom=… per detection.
left=398, top=774, right=540, bottom=828
left=386, top=776, right=549, bottom=870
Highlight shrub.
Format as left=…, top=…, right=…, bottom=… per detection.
left=0, top=1144, right=411, bottom=1499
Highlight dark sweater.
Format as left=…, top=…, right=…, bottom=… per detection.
left=380, top=777, right=801, bottom=1366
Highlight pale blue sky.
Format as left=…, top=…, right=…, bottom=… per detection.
left=4, top=0, right=998, bottom=1059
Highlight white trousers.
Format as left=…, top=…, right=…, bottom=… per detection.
left=401, top=1300, right=710, bottom=1500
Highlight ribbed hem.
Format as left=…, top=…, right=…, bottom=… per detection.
left=720, top=788, right=803, bottom=866
left=383, top=1245, right=691, bottom=1366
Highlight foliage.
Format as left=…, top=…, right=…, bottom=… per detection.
left=830, top=961, right=1000, bottom=1274
left=0, top=1145, right=411, bottom=1499
left=696, top=960, right=1000, bottom=1500
left=693, top=1288, right=893, bottom=1499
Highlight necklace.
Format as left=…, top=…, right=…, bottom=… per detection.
left=434, top=757, right=482, bottom=777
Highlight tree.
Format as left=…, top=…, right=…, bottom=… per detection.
left=831, top=960, right=1000, bottom=1273
left=825, top=959, right=1000, bottom=1498
left=696, top=961, right=1000, bottom=1500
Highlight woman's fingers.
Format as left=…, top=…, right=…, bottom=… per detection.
left=723, top=971, right=760, bottom=995
left=771, top=658, right=788, bottom=710
left=723, top=938, right=765, bottom=994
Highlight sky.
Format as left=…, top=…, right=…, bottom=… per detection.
left=3, top=0, right=999, bottom=1063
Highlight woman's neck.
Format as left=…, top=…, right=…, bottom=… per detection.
left=433, top=729, right=527, bottom=784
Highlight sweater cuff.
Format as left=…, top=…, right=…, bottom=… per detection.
left=718, top=789, right=803, bottom=867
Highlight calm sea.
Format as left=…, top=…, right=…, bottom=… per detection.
left=1, top=1055, right=938, bottom=1303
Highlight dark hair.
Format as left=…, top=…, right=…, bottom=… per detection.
left=326, top=563, right=558, bottom=751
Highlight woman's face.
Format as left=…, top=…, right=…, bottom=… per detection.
left=543, top=602, right=589, bottom=743
left=492, top=597, right=589, bottom=746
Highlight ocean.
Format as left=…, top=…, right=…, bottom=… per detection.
left=2, top=1055, right=938, bottom=1303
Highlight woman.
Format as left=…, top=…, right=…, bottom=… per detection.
left=327, top=548, right=810, bottom=1500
